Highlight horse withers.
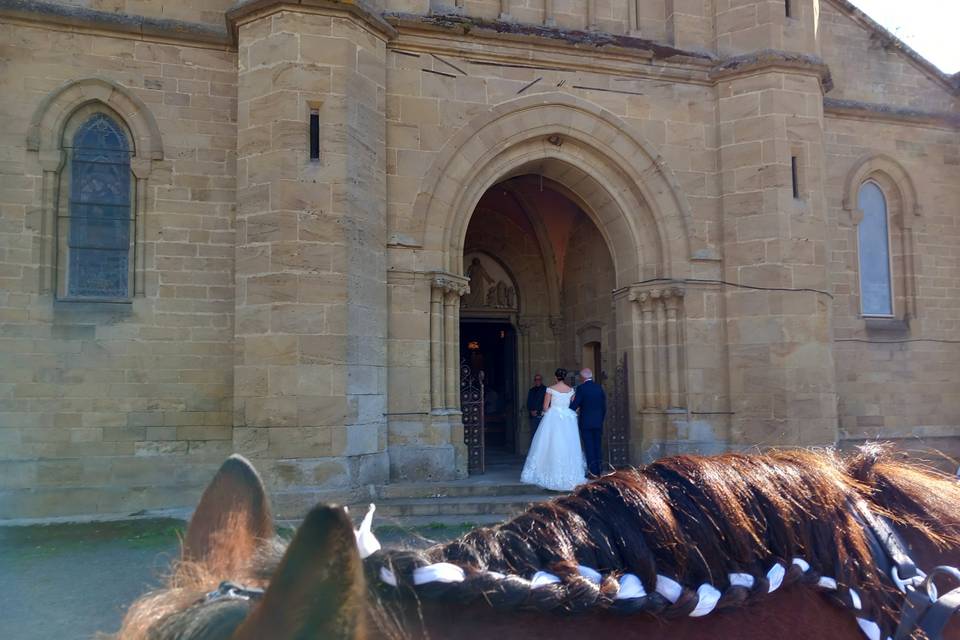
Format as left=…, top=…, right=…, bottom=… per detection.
left=114, top=446, right=960, bottom=639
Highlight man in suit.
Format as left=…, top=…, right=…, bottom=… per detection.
left=526, top=374, right=546, bottom=439
left=570, top=367, right=606, bottom=477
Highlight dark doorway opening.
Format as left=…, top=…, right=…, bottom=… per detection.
left=460, top=321, right=517, bottom=454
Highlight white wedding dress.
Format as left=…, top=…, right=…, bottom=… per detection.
left=520, top=388, right=587, bottom=491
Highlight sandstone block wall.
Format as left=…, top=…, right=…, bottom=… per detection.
left=0, top=21, right=237, bottom=518
left=819, top=2, right=957, bottom=112
left=824, top=115, right=960, bottom=457
left=0, top=0, right=957, bottom=520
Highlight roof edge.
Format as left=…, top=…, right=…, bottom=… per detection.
left=0, top=0, right=231, bottom=47
left=824, top=97, right=960, bottom=130
left=825, top=0, right=958, bottom=96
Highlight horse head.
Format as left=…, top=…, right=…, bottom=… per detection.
left=117, top=455, right=369, bottom=640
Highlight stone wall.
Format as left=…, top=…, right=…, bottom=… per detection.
left=0, top=0, right=958, bottom=520
left=46, top=0, right=235, bottom=26
left=824, top=114, right=960, bottom=457
left=0, top=21, right=237, bottom=518
left=819, top=1, right=957, bottom=112
left=559, top=214, right=616, bottom=377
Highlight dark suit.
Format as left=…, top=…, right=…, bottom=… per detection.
left=526, top=384, right=547, bottom=436
left=570, top=379, right=606, bottom=476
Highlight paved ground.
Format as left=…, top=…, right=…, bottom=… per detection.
left=0, top=517, right=474, bottom=639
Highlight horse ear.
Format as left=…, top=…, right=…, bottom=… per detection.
left=183, top=454, right=274, bottom=568
left=232, top=505, right=367, bottom=640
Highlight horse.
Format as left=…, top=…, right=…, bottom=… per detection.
left=112, top=444, right=960, bottom=639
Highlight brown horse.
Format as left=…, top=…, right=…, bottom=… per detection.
left=114, top=445, right=960, bottom=639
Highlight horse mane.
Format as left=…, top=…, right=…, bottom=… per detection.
left=365, top=445, right=960, bottom=636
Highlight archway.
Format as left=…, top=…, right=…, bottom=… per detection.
left=460, top=173, right=618, bottom=471
left=410, top=93, right=697, bottom=476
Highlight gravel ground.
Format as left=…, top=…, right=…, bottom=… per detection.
left=0, top=518, right=472, bottom=639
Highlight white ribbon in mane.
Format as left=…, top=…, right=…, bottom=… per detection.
left=356, top=506, right=885, bottom=640
left=352, top=504, right=382, bottom=559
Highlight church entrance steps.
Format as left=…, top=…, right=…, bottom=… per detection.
left=376, top=479, right=537, bottom=500
left=364, top=492, right=554, bottom=520
left=348, top=460, right=557, bottom=527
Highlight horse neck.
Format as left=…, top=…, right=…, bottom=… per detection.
left=388, top=589, right=864, bottom=640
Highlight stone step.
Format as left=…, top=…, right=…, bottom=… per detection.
left=354, top=493, right=553, bottom=519
left=376, top=480, right=537, bottom=500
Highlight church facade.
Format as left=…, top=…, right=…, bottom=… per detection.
left=0, top=0, right=958, bottom=519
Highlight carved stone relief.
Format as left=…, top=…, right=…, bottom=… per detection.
left=462, top=252, right=518, bottom=310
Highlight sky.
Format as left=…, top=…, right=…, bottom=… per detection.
left=848, top=0, right=960, bottom=74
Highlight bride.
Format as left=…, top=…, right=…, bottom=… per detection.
left=520, top=368, right=587, bottom=491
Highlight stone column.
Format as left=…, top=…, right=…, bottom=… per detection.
left=664, top=288, right=684, bottom=409
left=516, top=320, right=533, bottom=453
left=429, top=284, right=444, bottom=409
left=428, top=272, right=469, bottom=411
left=130, top=159, right=151, bottom=296
left=654, top=290, right=669, bottom=408
left=37, top=150, right=64, bottom=294
left=631, top=284, right=688, bottom=412
left=231, top=5, right=395, bottom=513
left=628, top=290, right=645, bottom=410
left=640, top=292, right=657, bottom=409
left=443, top=290, right=460, bottom=409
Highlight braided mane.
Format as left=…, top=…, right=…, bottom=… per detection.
left=364, top=446, right=960, bottom=637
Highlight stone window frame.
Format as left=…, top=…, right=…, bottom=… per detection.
left=56, top=106, right=136, bottom=302
left=28, top=78, right=163, bottom=300
left=842, top=154, right=920, bottom=332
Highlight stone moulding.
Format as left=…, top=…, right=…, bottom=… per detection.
left=227, top=0, right=397, bottom=40
left=411, top=91, right=698, bottom=279
left=27, top=77, right=165, bottom=161
left=0, top=0, right=231, bottom=46
left=841, top=153, right=922, bottom=323
left=824, top=98, right=960, bottom=131
left=709, top=49, right=834, bottom=93
left=384, top=12, right=715, bottom=66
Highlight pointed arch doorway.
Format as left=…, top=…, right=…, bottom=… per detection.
left=409, top=93, right=698, bottom=481
left=460, top=175, right=618, bottom=474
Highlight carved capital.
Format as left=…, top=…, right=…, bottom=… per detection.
left=664, top=286, right=686, bottom=310
left=630, top=281, right=687, bottom=311
left=431, top=271, right=470, bottom=297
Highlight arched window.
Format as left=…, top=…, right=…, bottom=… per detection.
left=856, top=181, right=893, bottom=317
left=57, top=111, right=134, bottom=300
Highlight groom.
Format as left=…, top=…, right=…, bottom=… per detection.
left=570, top=367, right=606, bottom=477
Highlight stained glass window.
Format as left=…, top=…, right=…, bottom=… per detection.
left=64, top=113, right=133, bottom=299
left=857, top=181, right=893, bottom=316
